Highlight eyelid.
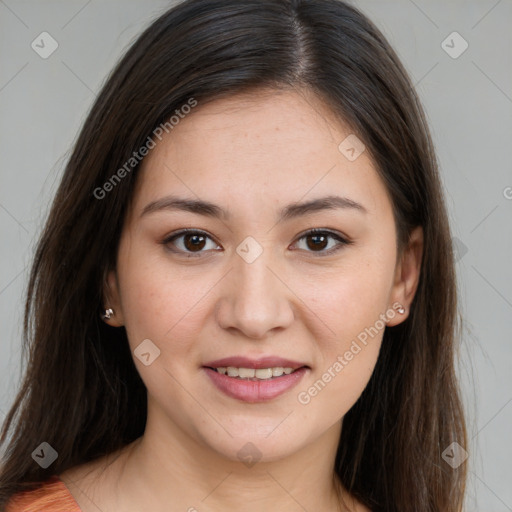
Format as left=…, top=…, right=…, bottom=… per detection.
left=161, top=228, right=352, bottom=256
left=161, top=228, right=221, bottom=256
left=291, top=228, right=352, bottom=255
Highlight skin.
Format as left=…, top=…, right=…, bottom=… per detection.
left=60, top=88, right=423, bottom=512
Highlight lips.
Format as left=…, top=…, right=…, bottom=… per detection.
left=202, top=355, right=310, bottom=402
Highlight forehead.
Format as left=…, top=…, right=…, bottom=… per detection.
left=159, top=88, right=348, bottom=161
left=132, top=89, right=389, bottom=219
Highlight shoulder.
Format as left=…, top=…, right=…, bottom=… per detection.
left=4, top=475, right=81, bottom=512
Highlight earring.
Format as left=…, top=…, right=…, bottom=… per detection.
left=395, top=304, right=406, bottom=314
left=102, top=308, right=114, bottom=320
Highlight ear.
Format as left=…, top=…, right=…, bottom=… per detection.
left=101, top=268, right=125, bottom=327
left=387, top=226, right=423, bottom=327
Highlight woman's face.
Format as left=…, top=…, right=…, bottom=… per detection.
left=106, top=89, right=422, bottom=463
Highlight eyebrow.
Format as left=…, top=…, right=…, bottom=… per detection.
left=140, top=194, right=368, bottom=222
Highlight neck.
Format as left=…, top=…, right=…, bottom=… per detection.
left=113, top=407, right=347, bottom=512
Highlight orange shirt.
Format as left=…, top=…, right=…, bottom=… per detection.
left=4, top=475, right=81, bottom=512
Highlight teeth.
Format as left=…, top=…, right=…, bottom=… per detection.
left=239, top=368, right=255, bottom=378
left=272, top=367, right=284, bottom=377
left=215, top=366, right=298, bottom=380
left=226, top=366, right=238, bottom=377
left=255, top=368, right=273, bottom=379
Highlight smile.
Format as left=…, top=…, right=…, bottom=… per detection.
left=203, top=366, right=308, bottom=402
left=213, top=366, right=298, bottom=380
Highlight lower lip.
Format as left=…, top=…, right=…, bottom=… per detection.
left=203, top=367, right=308, bottom=403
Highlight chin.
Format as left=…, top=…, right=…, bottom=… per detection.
left=193, top=418, right=314, bottom=465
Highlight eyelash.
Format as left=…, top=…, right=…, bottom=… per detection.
left=161, top=228, right=352, bottom=257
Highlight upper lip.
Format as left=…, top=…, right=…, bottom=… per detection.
left=203, top=356, right=309, bottom=370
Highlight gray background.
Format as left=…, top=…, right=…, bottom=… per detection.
left=0, top=0, right=511, bottom=510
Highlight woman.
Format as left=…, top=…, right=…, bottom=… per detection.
left=0, top=0, right=467, bottom=510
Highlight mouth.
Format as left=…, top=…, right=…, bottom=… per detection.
left=202, top=358, right=310, bottom=402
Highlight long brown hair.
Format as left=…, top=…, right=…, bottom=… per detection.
left=0, top=0, right=467, bottom=510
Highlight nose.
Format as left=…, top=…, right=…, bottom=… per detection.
left=215, top=251, right=295, bottom=340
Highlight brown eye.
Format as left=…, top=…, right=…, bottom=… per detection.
left=163, top=230, right=220, bottom=256
left=182, top=233, right=207, bottom=251
left=293, top=229, right=350, bottom=256
left=162, top=228, right=351, bottom=257
left=305, top=233, right=329, bottom=251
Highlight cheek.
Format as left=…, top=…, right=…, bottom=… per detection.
left=292, top=235, right=394, bottom=408
left=300, top=343, right=381, bottom=427
left=116, top=246, right=202, bottom=353
left=299, top=245, right=395, bottom=344
left=295, top=272, right=387, bottom=423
